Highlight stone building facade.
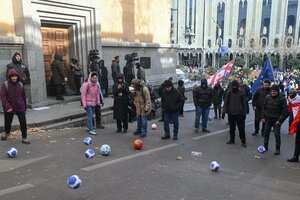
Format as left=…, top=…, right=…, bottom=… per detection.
left=171, top=0, right=300, bottom=68
left=0, top=0, right=177, bottom=106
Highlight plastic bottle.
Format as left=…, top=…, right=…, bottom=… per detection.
left=191, top=151, right=202, bottom=157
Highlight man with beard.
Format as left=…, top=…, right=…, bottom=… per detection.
left=252, top=79, right=271, bottom=136
left=222, top=80, right=247, bottom=147
left=193, top=79, right=212, bottom=133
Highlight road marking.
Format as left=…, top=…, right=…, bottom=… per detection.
left=0, top=184, right=34, bottom=197
left=192, top=121, right=254, bottom=140
left=81, top=143, right=178, bottom=171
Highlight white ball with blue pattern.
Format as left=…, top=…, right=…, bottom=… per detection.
left=84, top=149, right=95, bottom=159
left=100, top=144, right=111, bottom=156
left=210, top=161, right=220, bottom=171
left=7, top=147, right=17, bottom=158
left=83, top=137, right=92, bottom=145
left=257, top=146, right=266, bottom=154
left=67, top=175, right=82, bottom=189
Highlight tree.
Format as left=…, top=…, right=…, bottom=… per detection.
left=208, top=66, right=217, bottom=75
left=219, top=55, right=230, bottom=66
left=288, top=58, right=300, bottom=69
left=270, top=56, right=279, bottom=68
left=235, top=57, right=245, bottom=68
left=243, top=67, right=251, bottom=78
left=250, top=57, right=263, bottom=67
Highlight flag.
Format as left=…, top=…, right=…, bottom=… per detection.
left=251, top=57, right=274, bottom=95
left=208, top=60, right=235, bottom=86
left=290, top=105, right=300, bottom=135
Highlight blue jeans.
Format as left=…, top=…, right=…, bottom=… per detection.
left=195, top=106, right=210, bottom=129
left=136, top=115, right=148, bottom=134
left=86, top=106, right=95, bottom=131
left=264, top=119, right=281, bottom=147
left=164, top=112, right=179, bottom=136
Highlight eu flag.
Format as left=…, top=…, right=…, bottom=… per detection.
left=251, top=57, right=274, bottom=95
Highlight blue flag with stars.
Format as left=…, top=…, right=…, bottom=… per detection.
left=251, top=57, right=274, bottom=95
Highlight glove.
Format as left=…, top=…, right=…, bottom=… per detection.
left=221, top=113, right=225, bottom=119
left=101, top=102, right=104, bottom=107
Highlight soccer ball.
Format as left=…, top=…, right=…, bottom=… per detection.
left=210, top=161, right=220, bottom=171
left=208, top=116, right=212, bottom=121
left=84, top=149, right=95, bottom=159
left=100, top=144, right=111, bottom=156
left=257, top=146, right=266, bottom=154
left=151, top=124, right=157, bottom=130
left=67, top=175, right=82, bottom=189
left=133, top=139, right=143, bottom=150
left=83, top=137, right=92, bottom=145
left=7, top=147, right=17, bottom=158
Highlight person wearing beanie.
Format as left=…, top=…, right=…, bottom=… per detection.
left=252, top=79, right=271, bottom=136
left=1, top=69, right=30, bottom=144
left=262, top=84, right=288, bottom=155
left=193, top=78, right=213, bottom=133
left=222, top=80, right=247, bottom=147
left=161, top=80, right=185, bottom=140
left=212, top=83, right=224, bottom=119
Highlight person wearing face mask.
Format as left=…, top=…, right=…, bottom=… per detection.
left=222, top=80, right=247, bottom=147
left=1, top=69, right=30, bottom=144
left=261, top=85, right=288, bottom=155
left=81, top=72, right=101, bottom=135
left=193, top=79, right=213, bottom=133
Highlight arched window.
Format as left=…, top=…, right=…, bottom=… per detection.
left=286, top=37, right=293, bottom=48
left=228, top=39, right=232, bottom=48
left=274, top=38, right=279, bottom=48
left=261, top=37, right=267, bottom=47
left=208, top=39, right=212, bottom=48
left=250, top=39, right=255, bottom=48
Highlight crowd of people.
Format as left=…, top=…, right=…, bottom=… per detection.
left=1, top=51, right=300, bottom=163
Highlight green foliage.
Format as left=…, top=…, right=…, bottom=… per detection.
left=219, top=55, right=230, bottom=66
left=250, top=57, right=263, bottom=67
left=243, top=67, right=251, bottom=78
left=235, top=57, right=245, bottom=68
left=270, top=56, right=279, bottom=67
left=208, top=66, right=217, bottom=75
left=288, top=58, right=300, bottom=68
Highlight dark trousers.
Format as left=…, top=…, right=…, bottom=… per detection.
left=264, top=119, right=281, bottom=148
left=54, top=84, right=64, bottom=98
left=228, top=114, right=246, bottom=143
left=213, top=103, right=221, bottom=118
left=179, top=103, right=184, bottom=116
left=74, top=75, right=82, bottom=93
left=254, top=108, right=265, bottom=134
left=164, top=112, right=179, bottom=136
left=128, top=107, right=136, bottom=122
left=94, top=105, right=102, bottom=125
left=5, top=112, right=27, bottom=139
left=294, top=130, right=300, bottom=157
left=102, top=87, right=109, bottom=97
left=117, top=119, right=128, bottom=131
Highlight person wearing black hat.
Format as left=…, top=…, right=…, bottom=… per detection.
left=252, top=79, right=271, bottom=136
left=161, top=80, right=185, bottom=140
left=222, top=80, right=247, bottom=147
left=193, top=79, right=213, bottom=133
left=262, top=84, right=288, bottom=155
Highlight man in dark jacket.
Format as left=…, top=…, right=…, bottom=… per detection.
left=70, top=57, right=82, bottom=95
left=1, top=69, right=30, bottom=144
left=252, top=79, right=271, bottom=136
left=161, top=80, right=184, bottom=140
left=236, top=77, right=252, bottom=114
left=212, top=83, right=224, bottom=119
left=111, top=56, right=120, bottom=83
left=123, top=61, right=135, bottom=85
left=51, top=53, right=65, bottom=100
left=262, top=85, right=288, bottom=155
left=136, top=62, right=146, bottom=82
left=99, top=60, right=109, bottom=97
left=193, top=79, right=212, bottom=133
left=222, top=80, right=247, bottom=147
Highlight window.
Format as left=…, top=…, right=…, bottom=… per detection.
left=274, top=38, right=279, bottom=48
left=228, top=39, right=232, bottom=48
left=208, top=39, right=211, bottom=48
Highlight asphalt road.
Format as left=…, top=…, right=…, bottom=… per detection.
left=0, top=109, right=299, bottom=200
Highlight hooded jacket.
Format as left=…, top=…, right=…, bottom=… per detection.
left=6, top=52, right=31, bottom=85
left=1, top=69, right=26, bottom=112
left=51, top=53, right=65, bottom=85
left=81, top=73, right=101, bottom=108
left=70, top=57, right=82, bottom=76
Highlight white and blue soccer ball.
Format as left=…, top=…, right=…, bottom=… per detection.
left=257, top=146, right=266, bottom=154
left=67, top=175, right=82, bottom=189
left=208, top=116, right=213, bottom=121
left=84, top=149, right=95, bottom=159
left=100, top=144, right=111, bottom=156
left=7, top=147, right=17, bottom=158
left=210, top=161, right=220, bottom=171
left=83, top=137, right=92, bottom=145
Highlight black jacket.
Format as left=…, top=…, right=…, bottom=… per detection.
left=193, top=86, right=212, bottom=108
left=212, top=85, right=224, bottom=105
left=161, top=87, right=184, bottom=113
left=262, top=94, right=288, bottom=123
left=252, top=87, right=270, bottom=109
left=112, top=78, right=129, bottom=120
left=223, top=90, right=247, bottom=116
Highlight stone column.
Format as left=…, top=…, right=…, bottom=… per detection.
left=212, top=53, right=216, bottom=68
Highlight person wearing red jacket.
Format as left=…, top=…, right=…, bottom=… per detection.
left=1, top=69, right=30, bottom=144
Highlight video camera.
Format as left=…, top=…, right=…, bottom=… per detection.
left=88, top=49, right=100, bottom=61
left=124, top=52, right=139, bottom=63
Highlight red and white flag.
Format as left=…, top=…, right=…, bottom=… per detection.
left=208, top=60, right=235, bottom=86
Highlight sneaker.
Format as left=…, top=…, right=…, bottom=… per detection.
left=241, top=143, right=247, bottom=148
left=88, top=130, right=97, bottom=135
left=202, top=129, right=210, bottom=133
left=1, top=133, right=9, bottom=141
left=140, top=133, right=147, bottom=138
left=274, top=149, right=280, bottom=155
left=226, top=140, right=234, bottom=144
left=194, top=128, right=199, bottom=133
left=22, top=138, right=30, bottom=144
left=122, top=129, right=127, bottom=133
left=96, top=124, right=105, bottom=129
left=161, top=135, right=170, bottom=140
left=287, top=156, right=299, bottom=162
left=252, top=132, right=258, bottom=136
left=116, top=129, right=122, bottom=133
left=173, top=136, right=178, bottom=140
